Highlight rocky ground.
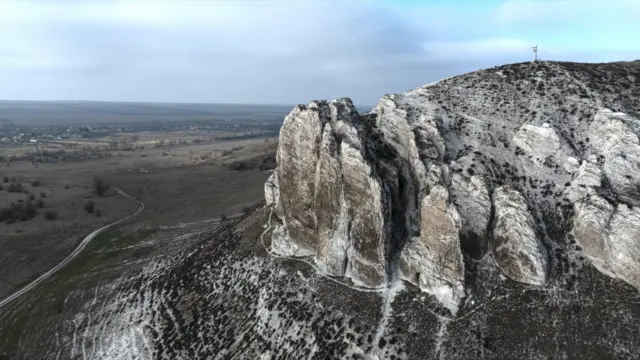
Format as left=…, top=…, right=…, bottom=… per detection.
left=5, top=207, right=637, bottom=359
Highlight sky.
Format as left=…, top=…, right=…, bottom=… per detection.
left=0, top=0, right=639, bottom=106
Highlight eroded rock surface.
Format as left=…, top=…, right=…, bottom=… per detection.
left=399, top=185, right=464, bottom=314
left=588, top=109, right=640, bottom=206
left=492, top=186, right=547, bottom=285
left=512, top=123, right=561, bottom=166
left=450, top=174, right=491, bottom=258
left=268, top=99, right=391, bottom=287
left=267, top=60, right=640, bottom=312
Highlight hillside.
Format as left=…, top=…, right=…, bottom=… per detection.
left=2, top=60, right=639, bottom=360
left=264, top=59, right=640, bottom=357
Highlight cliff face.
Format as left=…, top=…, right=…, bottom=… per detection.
left=265, top=60, right=640, bottom=313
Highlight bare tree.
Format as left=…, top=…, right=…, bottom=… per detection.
left=92, top=176, right=110, bottom=196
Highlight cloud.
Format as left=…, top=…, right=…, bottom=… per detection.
left=0, top=1, right=638, bottom=105
left=494, top=0, right=640, bottom=25
left=425, top=38, right=534, bottom=61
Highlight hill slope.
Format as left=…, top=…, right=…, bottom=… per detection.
left=267, top=60, right=640, bottom=313
left=3, top=61, right=639, bottom=360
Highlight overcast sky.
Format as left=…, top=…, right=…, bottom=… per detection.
left=0, top=0, right=639, bottom=105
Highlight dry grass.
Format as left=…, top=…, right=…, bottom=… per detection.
left=0, top=137, right=275, bottom=300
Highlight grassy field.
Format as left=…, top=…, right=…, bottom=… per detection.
left=0, top=136, right=274, bottom=301
left=0, top=134, right=276, bottom=358
left=0, top=101, right=282, bottom=358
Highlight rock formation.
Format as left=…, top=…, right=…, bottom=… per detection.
left=399, top=185, right=465, bottom=313
left=10, top=61, right=640, bottom=360
left=491, top=186, right=547, bottom=285
left=266, top=60, right=640, bottom=313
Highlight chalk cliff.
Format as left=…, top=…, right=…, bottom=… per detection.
left=265, top=60, right=640, bottom=313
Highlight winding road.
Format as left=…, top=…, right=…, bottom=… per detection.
left=0, top=187, right=144, bottom=310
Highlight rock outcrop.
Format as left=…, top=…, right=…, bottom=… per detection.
left=266, top=60, right=640, bottom=313
left=399, top=185, right=464, bottom=313
left=491, top=186, right=547, bottom=285
left=269, top=99, right=391, bottom=286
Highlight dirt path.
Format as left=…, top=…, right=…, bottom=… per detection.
left=0, top=187, right=144, bottom=310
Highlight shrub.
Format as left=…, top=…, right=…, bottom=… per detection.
left=83, top=200, right=95, bottom=213
left=0, top=202, right=38, bottom=223
left=28, top=193, right=35, bottom=201
left=95, top=208, right=103, bottom=217
left=93, top=176, right=109, bottom=196
left=2, top=176, right=8, bottom=183
left=36, top=199, right=44, bottom=208
left=0, top=206, right=10, bottom=222
left=22, top=202, right=37, bottom=219
left=31, top=180, right=42, bottom=187
left=6, top=183, right=24, bottom=193
left=40, top=192, right=47, bottom=198
left=43, top=210, right=58, bottom=220
left=220, top=212, right=227, bottom=221
left=242, top=206, right=252, bottom=214
left=225, top=152, right=276, bottom=172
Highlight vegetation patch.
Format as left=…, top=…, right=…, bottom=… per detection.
left=225, top=152, right=276, bottom=171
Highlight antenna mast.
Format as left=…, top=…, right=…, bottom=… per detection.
left=532, top=45, right=538, bottom=62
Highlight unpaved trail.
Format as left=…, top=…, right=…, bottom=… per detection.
left=0, top=187, right=144, bottom=310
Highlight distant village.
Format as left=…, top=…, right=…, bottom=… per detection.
left=0, top=125, right=107, bottom=143
left=0, top=120, right=280, bottom=144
